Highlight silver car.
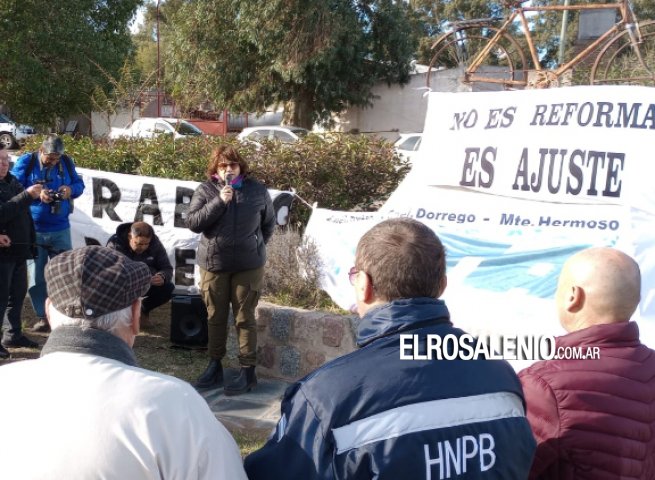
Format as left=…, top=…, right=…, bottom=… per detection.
left=394, top=133, right=423, bottom=165
left=0, top=113, right=36, bottom=149
left=237, top=126, right=309, bottom=148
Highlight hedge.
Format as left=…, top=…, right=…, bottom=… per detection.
left=22, top=133, right=410, bottom=227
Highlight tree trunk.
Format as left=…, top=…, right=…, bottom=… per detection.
left=288, top=88, right=314, bottom=130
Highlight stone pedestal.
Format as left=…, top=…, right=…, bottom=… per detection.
left=231, top=302, right=358, bottom=381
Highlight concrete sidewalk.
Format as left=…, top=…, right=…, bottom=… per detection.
left=198, top=368, right=290, bottom=435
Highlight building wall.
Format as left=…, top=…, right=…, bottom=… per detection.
left=336, top=72, right=428, bottom=142
left=336, top=67, right=506, bottom=142
left=59, top=114, right=91, bottom=137
left=336, top=68, right=465, bottom=142
left=91, top=108, right=141, bottom=138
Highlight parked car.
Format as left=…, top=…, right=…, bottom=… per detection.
left=394, top=133, right=423, bottom=164
left=109, top=117, right=203, bottom=140
left=237, top=126, right=309, bottom=148
left=0, top=113, right=36, bottom=149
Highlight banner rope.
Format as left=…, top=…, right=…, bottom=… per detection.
left=290, top=188, right=315, bottom=210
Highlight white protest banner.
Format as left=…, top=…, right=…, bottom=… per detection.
left=62, top=167, right=294, bottom=292
left=305, top=86, right=655, bottom=359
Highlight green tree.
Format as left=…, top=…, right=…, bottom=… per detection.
left=166, top=0, right=419, bottom=129
left=131, top=0, right=185, bottom=87
left=0, top=0, right=141, bottom=126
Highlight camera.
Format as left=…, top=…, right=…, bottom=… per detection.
left=47, top=189, right=64, bottom=214
left=47, top=190, right=64, bottom=201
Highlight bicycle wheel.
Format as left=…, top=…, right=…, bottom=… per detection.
left=427, top=25, right=527, bottom=91
left=591, top=20, right=655, bottom=86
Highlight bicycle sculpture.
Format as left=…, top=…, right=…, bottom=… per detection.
left=427, top=0, right=655, bottom=89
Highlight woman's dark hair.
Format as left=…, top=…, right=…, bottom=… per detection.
left=206, top=145, right=249, bottom=179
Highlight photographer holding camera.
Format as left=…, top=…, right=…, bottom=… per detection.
left=12, top=135, right=85, bottom=333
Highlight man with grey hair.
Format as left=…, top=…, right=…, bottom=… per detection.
left=11, top=134, right=85, bottom=333
left=520, top=247, right=655, bottom=479
left=0, top=246, right=247, bottom=480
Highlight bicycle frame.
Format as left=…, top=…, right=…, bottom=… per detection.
left=465, top=1, right=631, bottom=86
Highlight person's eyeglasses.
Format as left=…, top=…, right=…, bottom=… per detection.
left=348, top=266, right=359, bottom=285
left=218, top=162, right=239, bottom=170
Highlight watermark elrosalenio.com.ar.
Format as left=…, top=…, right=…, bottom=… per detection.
left=399, top=334, right=600, bottom=361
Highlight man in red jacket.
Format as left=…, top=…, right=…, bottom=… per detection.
left=519, top=247, right=655, bottom=479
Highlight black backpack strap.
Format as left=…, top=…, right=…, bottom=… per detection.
left=24, top=151, right=39, bottom=179
left=61, top=155, right=75, bottom=179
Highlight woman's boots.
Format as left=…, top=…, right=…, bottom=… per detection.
left=194, top=360, right=256, bottom=396
left=194, top=359, right=224, bottom=389
left=224, top=366, right=257, bottom=396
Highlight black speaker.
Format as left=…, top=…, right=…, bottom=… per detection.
left=170, top=295, right=208, bottom=347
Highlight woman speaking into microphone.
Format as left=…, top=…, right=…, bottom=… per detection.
left=187, top=145, right=275, bottom=395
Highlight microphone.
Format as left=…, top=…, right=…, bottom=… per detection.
left=225, top=173, right=234, bottom=204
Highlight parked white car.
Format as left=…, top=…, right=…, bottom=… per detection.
left=237, top=126, right=309, bottom=147
left=109, top=118, right=203, bottom=140
left=0, top=113, right=36, bottom=149
left=394, top=133, right=423, bottom=164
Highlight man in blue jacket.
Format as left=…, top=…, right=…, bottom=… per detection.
left=12, top=135, right=85, bottom=333
left=245, top=218, right=536, bottom=479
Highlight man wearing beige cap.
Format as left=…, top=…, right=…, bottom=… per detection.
left=0, top=246, right=247, bottom=480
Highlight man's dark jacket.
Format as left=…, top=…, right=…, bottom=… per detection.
left=0, top=172, right=36, bottom=261
left=245, top=297, right=536, bottom=479
left=106, top=222, right=172, bottom=282
left=186, top=176, right=275, bottom=273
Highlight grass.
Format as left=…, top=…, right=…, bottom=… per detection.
left=132, top=306, right=210, bottom=383
left=231, top=430, right=271, bottom=457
